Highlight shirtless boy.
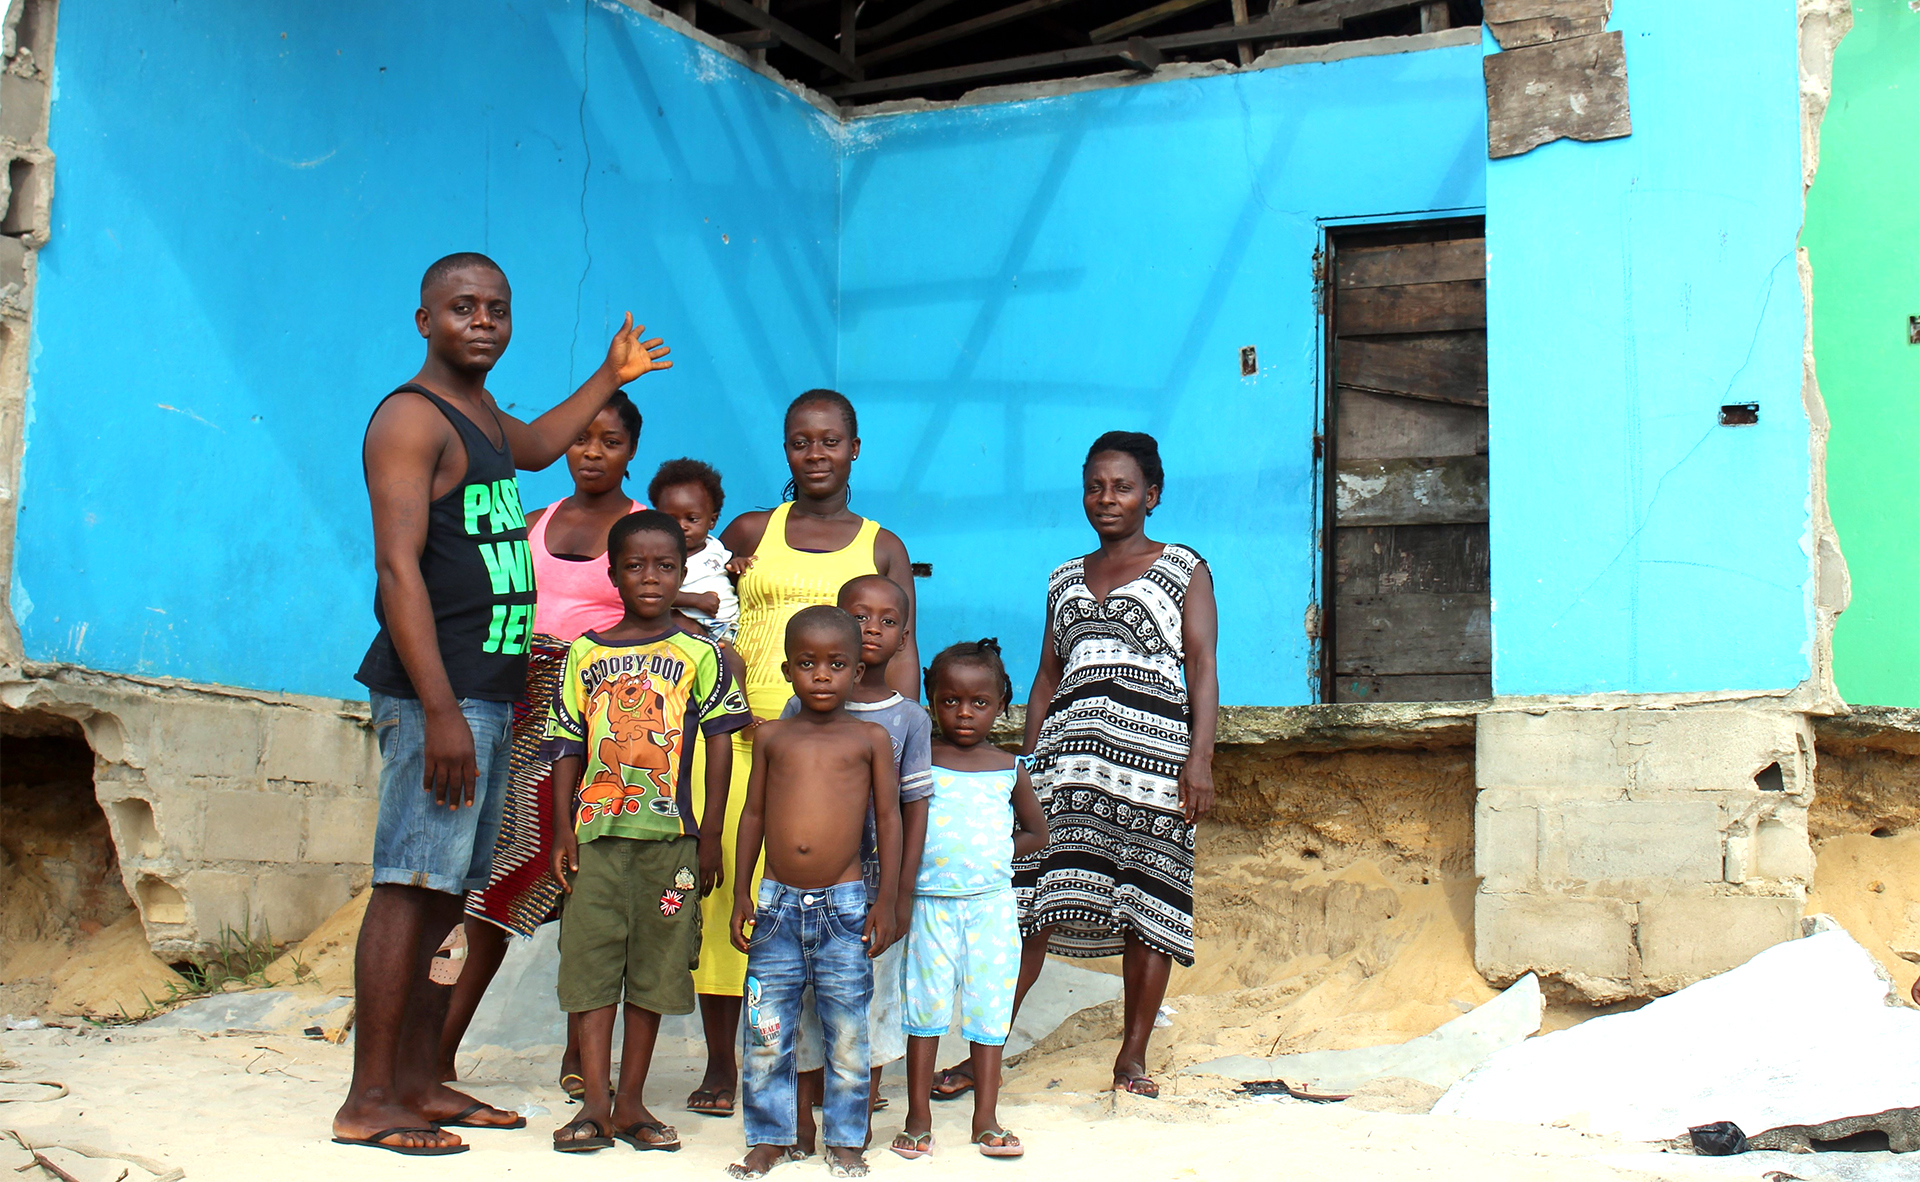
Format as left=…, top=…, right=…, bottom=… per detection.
left=335, top=252, right=670, bottom=1155
left=728, top=606, right=902, bottom=1179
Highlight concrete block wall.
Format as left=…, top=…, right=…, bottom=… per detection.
left=0, top=667, right=378, bottom=957
left=1474, top=704, right=1814, bottom=1000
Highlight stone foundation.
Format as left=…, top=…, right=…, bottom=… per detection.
left=1474, top=704, right=1813, bottom=1001
left=0, top=663, right=377, bottom=957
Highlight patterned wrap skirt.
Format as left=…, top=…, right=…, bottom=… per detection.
left=465, top=634, right=569, bottom=937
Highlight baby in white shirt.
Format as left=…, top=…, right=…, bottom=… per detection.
left=649, top=459, right=740, bottom=643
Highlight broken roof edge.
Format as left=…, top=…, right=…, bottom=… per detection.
left=842, top=25, right=1483, bottom=120
left=609, top=0, right=846, bottom=121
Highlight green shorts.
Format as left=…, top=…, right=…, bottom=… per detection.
left=557, top=835, right=701, bottom=1015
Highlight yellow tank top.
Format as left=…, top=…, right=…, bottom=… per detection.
left=736, top=502, right=881, bottom=718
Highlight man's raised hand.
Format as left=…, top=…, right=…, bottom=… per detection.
left=603, top=312, right=672, bottom=384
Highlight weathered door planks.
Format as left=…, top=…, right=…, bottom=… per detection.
left=1326, top=223, right=1491, bottom=704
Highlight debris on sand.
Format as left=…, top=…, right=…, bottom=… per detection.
left=1190, top=972, right=1541, bottom=1093
left=1437, top=928, right=1920, bottom=1145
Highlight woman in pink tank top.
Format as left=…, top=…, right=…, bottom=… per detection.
left=439, top=392, right=645, bottom=1094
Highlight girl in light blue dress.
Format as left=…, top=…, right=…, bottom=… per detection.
left=892, top=639, right=1048, bottom=1161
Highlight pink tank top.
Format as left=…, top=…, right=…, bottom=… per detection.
left=529, top=499, right=643, bottom=642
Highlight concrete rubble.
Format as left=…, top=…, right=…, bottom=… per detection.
left=1190, top=972, right=1542, bottom=1092
left=1436, top=927, right=1920, bottom=1145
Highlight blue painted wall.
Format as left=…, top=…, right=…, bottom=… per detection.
left=15, top=0, right=1819, bottom=705
left=836, top=49, right=1488, bottom=704
left=14, top=0, right=840, bottom=699
left=1484, top=0, right=1813, bottom=695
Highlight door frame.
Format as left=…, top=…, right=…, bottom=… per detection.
left=1314, top=210, right=1487, bottom=705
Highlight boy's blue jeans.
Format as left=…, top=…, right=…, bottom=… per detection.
left=741, top=879, right=874, bottom=1151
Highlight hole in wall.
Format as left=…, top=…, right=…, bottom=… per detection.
left=136, top=875, right=187, bottom=926
left=1754, top=762, right=1785, bottom=792
left=1, top=156, right=41, bottom=236
left=1719, top=403, right=1759, bottom=426
left=0, top=709, right=137, bottom=940
left=1812, top=1130, right=1891, bottom=1154
left=110, top=798, right=163, bottom=860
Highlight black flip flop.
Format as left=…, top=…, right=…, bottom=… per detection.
left=332, top=1127, right=468, bottom=1156
left=553, top=1116, right=613, bottom=1153
left=687, top=1087, right=736, bottom=1116
left=615, top=1119, right=681, bottom=1151
left=438, top=1101, right=527, bottom=1130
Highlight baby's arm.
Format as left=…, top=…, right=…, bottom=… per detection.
left=730, top=730, right=774, bottom=952
left=675, top=588, right=723, bottom=616
left=1010, top=762, right=1049, bottom=859
left=550, top=755, right=583, bottom=889
left=865, top=724, right=903, bottom=956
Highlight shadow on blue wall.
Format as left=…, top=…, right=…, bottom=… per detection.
left=836, top=50, right=1486, bottom=702
left=17, top=0, right=838, bottom=697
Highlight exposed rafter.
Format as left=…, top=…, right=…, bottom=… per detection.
left=695, top=0, right=865, bottom=78
left=824, top=0, right=1434, bottom=100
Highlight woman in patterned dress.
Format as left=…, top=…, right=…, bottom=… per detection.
left=934, top=430, right=1216, bottom=1102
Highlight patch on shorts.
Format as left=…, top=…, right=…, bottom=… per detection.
left=648, top=796, right=681, bottom=817
left=660, top=888, right=686, bottom=917
left=745, top=975, right=780, bottom=1046
left=674, top=866, right=696, bottom=891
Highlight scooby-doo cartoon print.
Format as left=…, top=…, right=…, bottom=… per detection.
left=575, top=667, right=684, bottom=828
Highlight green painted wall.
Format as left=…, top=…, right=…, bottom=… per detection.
left=1804, top=3, right=1920, bottom=708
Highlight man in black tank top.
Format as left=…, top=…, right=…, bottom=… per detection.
left=334, top=252, right=672, bottom=1155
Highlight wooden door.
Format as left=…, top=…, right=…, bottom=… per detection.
left=1324, top=222, right=1489, bottom=703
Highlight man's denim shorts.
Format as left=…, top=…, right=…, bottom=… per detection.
left=368, top=692, right=513, bottom=896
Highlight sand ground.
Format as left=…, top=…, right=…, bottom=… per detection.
left=0, top=1020, right=1734, bottom=1182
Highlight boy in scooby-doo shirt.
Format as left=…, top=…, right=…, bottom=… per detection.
left=542, top=509, right=752, bottom=1153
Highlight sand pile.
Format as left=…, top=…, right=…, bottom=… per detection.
left=1806, top=829, right=1920, bottom=1002
left=1008, top=860, right=1498, bottom=1096
left=264, top=889, right=367, bottom=994
left=0, top=728, right=188, bottom=1019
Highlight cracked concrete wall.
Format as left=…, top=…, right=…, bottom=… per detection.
left=1, top=665, right=377, bottom=956
left=1475, top=704, right=1814, bottom=1000
left=0, top=0, right=55, bottom=665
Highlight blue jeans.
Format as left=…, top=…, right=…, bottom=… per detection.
left=741, top=879, right=874, bottom=1150
left=368, top=692, right=512, bottom=895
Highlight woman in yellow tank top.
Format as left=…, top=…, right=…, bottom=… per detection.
left=684, top=388, right=918, bottom=1117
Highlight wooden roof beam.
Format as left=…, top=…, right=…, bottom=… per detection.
left=695, top=0, right=865, bottom=78
left=859, top=0, right=1086, bottom=68
left=827, top=0, right=1430, bottom=99
left=1090, top=0, right=1222, bottom=44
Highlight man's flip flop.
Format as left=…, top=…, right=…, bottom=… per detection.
left=437, top=1101, right=526, bottom=1130
left=559, top=1072, right=588, bottom=1101
left=930, top=1065, right=974, bottom=1101
left=553, top=1117, right=613, bottom=1153
left=1115, top=1075, right=1160, bottom=1099
left=890, top=1131, right=933, bottom=1160
left=687, top=1086, right=736, bottom=1116
left=614, top=1120, right=681, bottom=1151
left=975, top=1129, right=1024, bottom=1158
left=331, top=1128, right=468, bottom=1156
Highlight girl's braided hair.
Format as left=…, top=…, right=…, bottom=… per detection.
left=925, top=637, right=1014, bottom=717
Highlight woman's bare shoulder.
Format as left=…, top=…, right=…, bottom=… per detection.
left=721, top=508, right=775, bottom=556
